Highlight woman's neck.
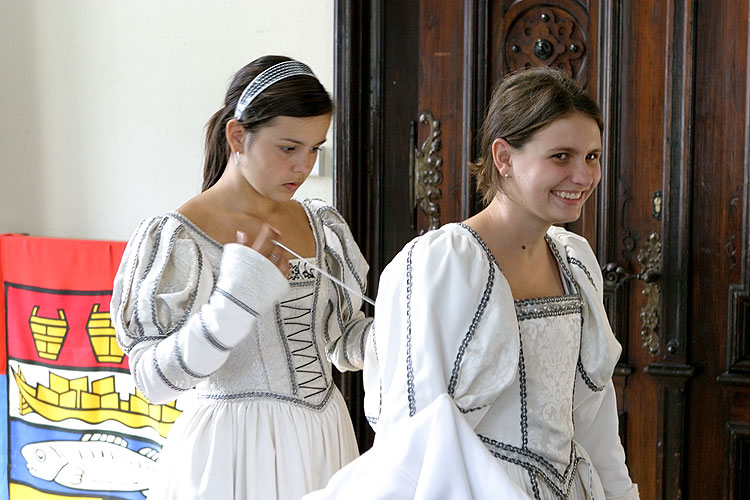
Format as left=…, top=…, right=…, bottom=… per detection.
left=467, top=197, right=550, bottom=256
left=465, top=198, right=563, bottom=300
left=209, top=166, right=287, bottom=218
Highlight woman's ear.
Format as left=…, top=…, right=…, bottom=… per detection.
left=225, top=119, right=246, bottom=153
left=491, top=138, right=513, bottom=176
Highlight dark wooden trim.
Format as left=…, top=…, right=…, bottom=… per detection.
left=640, top=3, right=696, bottom=496
left=725, top=1, right=750, bottom=377
left=660, top=0, right=696, bottom=361
left=645, top=362, right=697, bottom=499
left=366, top=0, right=384, bottom=288
left=727, top=283, right=750, bottom=372
left=644, top=363, right=697, bottom=379
left=333, top=0, right=379, bottom=452
left=727, top=422, right=750, bottom=499
left=462, top=0, right=486, bottom=219
left=334, top=0, right=374, bottom=243
left=718, top=372, right=750, bottom=385
left=333, top=0, right=352, bottom=220
left=597, top=0, right=631, bottom=357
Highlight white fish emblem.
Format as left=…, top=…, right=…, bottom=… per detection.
left=21, top=433, right=159, bottom=494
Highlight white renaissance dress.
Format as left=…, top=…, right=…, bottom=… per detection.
left=111, top=199, right=372, bottom=500
left=362, top=223, right=640, bottom=500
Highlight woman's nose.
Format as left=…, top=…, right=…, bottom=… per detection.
left=572, top=159, right=599, bottom=186
left=301, top=151, right=318, bottom=172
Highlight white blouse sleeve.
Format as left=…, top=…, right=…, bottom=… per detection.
left=553, top=226, right=638, bottom=499
left=312, top=201, right=374, bottom=372
left=574, top=381, right=640, bottom=499
left=364, top=225, right=519, bottom=431
left=111, top=215, right=289, bottom=404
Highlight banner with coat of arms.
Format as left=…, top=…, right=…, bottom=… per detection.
left=1, top=234, right=181, bottom=500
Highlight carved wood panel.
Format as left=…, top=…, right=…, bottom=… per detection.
left=724, top=141, right=750, bottom=378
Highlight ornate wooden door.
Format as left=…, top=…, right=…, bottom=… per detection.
left=335, top=1, right=750, bottom=497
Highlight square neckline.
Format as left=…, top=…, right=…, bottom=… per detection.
left=454, top=222, right=580, bottom=303
left=168, top=199, right=320, bottom=263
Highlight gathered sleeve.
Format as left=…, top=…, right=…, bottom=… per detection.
left=311, top=201, right=373, bottom=372
left=110, top=215, right=289, bottom=404
left=364, top=225, right=520, bottom=432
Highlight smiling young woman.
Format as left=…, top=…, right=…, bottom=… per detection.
left=359, top=67, right=640, bottom=500
left=490, top=111, right=602, bottom=231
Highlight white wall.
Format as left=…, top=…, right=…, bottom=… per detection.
left=0, top=0, right=334, bottom=241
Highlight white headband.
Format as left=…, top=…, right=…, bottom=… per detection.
left=233, top=60, right=316, bottom=120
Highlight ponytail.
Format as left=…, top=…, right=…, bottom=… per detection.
left=202, top=107, right=232, bottom=192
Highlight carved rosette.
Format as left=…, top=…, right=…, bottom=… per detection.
left=505, top=6, right=586, bottom=80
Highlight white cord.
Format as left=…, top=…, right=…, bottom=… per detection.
left=272, top=240, right=376, bottom=307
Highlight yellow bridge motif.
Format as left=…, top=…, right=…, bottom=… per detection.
left=12, top=367, right=180, bottom=438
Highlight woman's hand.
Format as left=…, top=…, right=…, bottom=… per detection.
left=236, top=225, right=290, bottom=277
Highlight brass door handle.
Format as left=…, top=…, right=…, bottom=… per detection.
left=602, top=232, right=662, bottom=355
left=409, top=111, right=443, bottom=234
left=602, top=263, right=661, bottom=288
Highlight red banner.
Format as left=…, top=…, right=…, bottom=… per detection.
left=1, top=234, right=178, bottom=500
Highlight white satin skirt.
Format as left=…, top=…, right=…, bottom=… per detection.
left=146, top=387, right=359, bottom=500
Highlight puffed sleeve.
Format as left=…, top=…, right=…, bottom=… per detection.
left=364, top=224, right=520, bottom=432
left=111, top=215, right=289, bottom=404
left=310, top=200, right=374, bottom=372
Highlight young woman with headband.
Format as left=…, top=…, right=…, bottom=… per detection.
left=111, top=55, right=372, bottom=500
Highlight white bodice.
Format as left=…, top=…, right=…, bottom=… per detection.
left=477, top=291, right=585, bottom=497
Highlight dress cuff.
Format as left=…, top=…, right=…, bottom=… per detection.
left=216, top=243, right=290, bottom=314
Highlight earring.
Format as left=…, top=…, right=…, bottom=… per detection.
left=234, top=151, right=240, bottom=167
left=503, top=172, right=511, bottom=178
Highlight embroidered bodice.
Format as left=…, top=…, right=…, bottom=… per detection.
left=110, top=198, right=371, bottom=500
left=112, top=198, right=372, bottom=409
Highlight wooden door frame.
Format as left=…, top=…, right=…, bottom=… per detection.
left=595, top=2, right=696, bottom=498
left=331, top=0, right=487, bottom=447
left=332, top=0, right=379, bottom=450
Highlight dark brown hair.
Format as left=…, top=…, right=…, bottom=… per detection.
left=470, top=67, right=603, bottom=205
left=202, top=55, right=333, bottom=191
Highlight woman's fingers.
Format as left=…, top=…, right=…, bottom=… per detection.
left=252, top=223, right=279, bottom=255
left=250, top=224, right=289, bottom=276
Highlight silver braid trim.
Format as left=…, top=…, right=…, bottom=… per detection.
left=233, top=61, right=315, bottom=119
